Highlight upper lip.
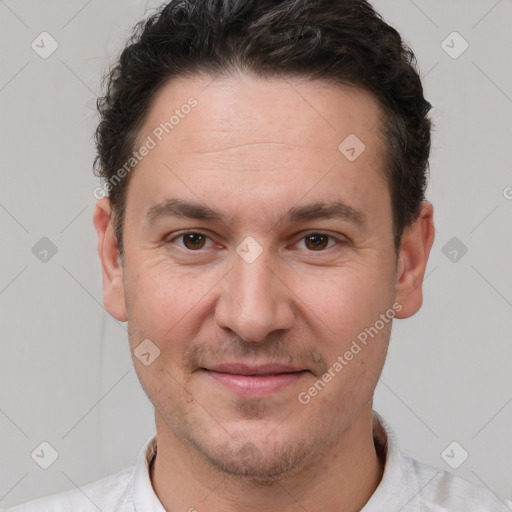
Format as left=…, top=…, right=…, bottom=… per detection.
left=203, top=363, right=306, bottom=375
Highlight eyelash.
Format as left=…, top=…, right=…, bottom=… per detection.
left=166, top=230, right=347, bottom=252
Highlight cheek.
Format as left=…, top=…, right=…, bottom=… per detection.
left=124, top=257, right=225, bottom=355
left=125, top=269, right=191, bottom=341
left=293, top=261, right=395, bottom=342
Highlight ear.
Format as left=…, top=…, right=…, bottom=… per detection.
left=394, top=201, right=435, bottom=319
left=92, top=197, right=128, bottom=322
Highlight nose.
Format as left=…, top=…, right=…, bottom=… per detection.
left=214, top=246, right=295, bottom=343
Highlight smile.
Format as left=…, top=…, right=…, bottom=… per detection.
left=201, top=366, right=309, bottom=398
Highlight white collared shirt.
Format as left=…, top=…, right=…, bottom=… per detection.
left=4, top=411, right=512, bottom=511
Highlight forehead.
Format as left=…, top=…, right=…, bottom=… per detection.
left=139, top=72, right=385, bottom=158
left=126, top=72, right=390, bottom=225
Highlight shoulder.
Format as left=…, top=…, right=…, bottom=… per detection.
left=402, top=455, right=512, bottom=511
left=2, top=466, right=136, bottom=512
left=371, top=411, right=512, bottom=511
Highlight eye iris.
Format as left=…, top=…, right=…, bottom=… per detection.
left=305, top=234, right=328, bottom=250
left=183, top=233, right=206, bottom=250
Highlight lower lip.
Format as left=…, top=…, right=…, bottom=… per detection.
left=203, top=370, right=308, bottom=397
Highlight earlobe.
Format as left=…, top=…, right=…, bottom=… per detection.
left=394, top=201, right=435, bottom=319
left=93, top=198, right=128, bottom=322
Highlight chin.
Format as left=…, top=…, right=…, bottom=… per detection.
left=185, top=426, right=320, bottom=483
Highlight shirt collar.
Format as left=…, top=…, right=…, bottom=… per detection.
left=363, top=410, right=425, bottom=511
left=130, top=410, right=412, bottom=511
left=131, top=433, right=165, bottom=512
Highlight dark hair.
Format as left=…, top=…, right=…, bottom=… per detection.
left=94, top=0, right=432, bottom=256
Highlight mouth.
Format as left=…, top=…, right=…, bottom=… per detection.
left=200, top=363, right=310, bottom=398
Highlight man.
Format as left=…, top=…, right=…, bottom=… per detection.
left=6, top=0, right=511, bottom=510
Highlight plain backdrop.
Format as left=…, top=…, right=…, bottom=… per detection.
left=1, top=0, right=511, bottom=508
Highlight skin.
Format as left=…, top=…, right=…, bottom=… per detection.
left=93, top=72, right=434, bottom=512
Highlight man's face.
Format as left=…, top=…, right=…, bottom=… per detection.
left=99, top=73, right=408, bottom=478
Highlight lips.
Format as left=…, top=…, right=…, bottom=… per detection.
left=204, top=363, right=305, bottom=375
left=201, top=363, right=309, bottom=397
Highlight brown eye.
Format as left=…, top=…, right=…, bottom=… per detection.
left=304, top=234, right=330, bottom=250
left=182, top=233, right=207, bottom=250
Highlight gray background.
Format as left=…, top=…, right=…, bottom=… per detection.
left=1, top=0, right=511, bottom=508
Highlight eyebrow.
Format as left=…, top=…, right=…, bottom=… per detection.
left=146, top=198, right=365, bottom=226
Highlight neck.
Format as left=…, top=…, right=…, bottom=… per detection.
left=150, top=406, right=385, bottom=512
